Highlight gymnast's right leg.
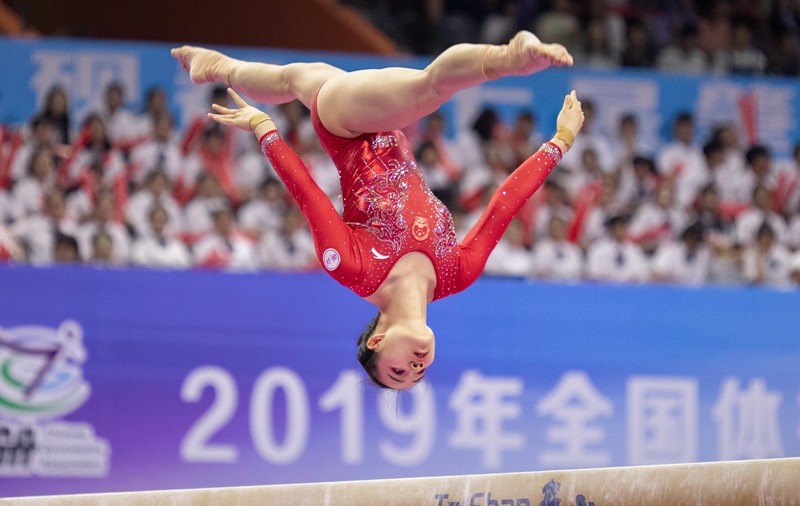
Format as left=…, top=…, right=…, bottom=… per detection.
left=171, top=46, right=345, bottom=109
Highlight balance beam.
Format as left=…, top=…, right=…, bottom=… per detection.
left=1, top=458, right=798, bottom=505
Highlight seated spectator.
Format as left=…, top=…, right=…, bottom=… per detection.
left=90, top=230, right=115, bottom=266
left=39, top=85, right=72, bottom=146
left=483, top=218, right=534, bottom=277
left=125, top=170, right=184, bottom=239
left=616, top=155, right=660, bottom=212
left=12, top=146, right=57, bottom=217
left=650, top=222, right=712, bottom=285
left=572, top=16, right=619, bottom=70
left=8, top=115, right=57, bottom=183
left=234, top=136, right=274, bottom=202
left=193, top=204, right=257, bottom=271
left=742, top=222, right=791, bottom=287
left=532, top=215, right=583, bottom=281
left=656, top=24, right=710, bottom=74
left=101, top=81, right=141, bottom=150
left=53, top=232, right=80, bottom=264
left=586, top=214, right=650, bottom=283
left=237, top=177, right=287, bottom=240
left=11, top=190, right=78, bottom=265
left=184, top=172, right=229, bottom=237
left=75, top=190, right=130, bottom=265
left=128, top=112, right=183, bottom=186
left=257, top=206, right=316, bottom=271
left=131, top=206, right=191, bottom=269
left=734, top=185, right=788, bottom=246
left=59, top=113, right=126, bottom=188
left=628, top=180, right=687, bottom=255
left=656, top=112, right=708, bottom=209
left=135, top=86, right=170, bottom=139
left=713, top=18, right=767, bottom=75
left=691, top=184, right=734, bottom=245
left=621, top=19, right=657, bottom=68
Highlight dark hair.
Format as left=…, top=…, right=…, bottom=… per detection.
left=745, top=145, right=769, bottom=165
left=356, top=311, right=388, bottom=388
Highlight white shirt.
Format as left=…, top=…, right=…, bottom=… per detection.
left=651, top=241, right=712, bottom=285
left=131, top=235, right=191, bottom=269
left=742, top=244, right=792, bottom=287
left=12, top=177, right=53, bottom=217
left=586, top=238, right=650, bottom=283
left=125, top=191, right=185, bottom=238
left=184, top=197, right=227, bottom=236
left=258, top=229, right=316, bottom=271
left=656, top=141, right=708, bottom=208
left=76, top=221, right=131, bottom=265
left=483, top=240, right=534, bottom=277
left=238, top=199, right=284, bottom=236
left=734, top=208, right=788, bottom=246
left=11, top=215, right=78, bottom=265
left=128, top=139, right=183, bottom=184
left=193, top=231, right=258, bottom=271
left=532, top=238, right=583, bottom=281
left=628, top=203, right=687, bottom=246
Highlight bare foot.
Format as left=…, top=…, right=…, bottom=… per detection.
left=485, top=31, right=573, bottom=79
left=171, top=46, right=234, bottom=85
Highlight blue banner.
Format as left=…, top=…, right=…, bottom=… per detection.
left=1, top=36, right=799, bottom=158
left=0, top=265, right=798, bottom=497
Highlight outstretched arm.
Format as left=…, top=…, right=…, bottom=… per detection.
left=455, top=91, right=585, bottom=288
left=208, top=89, right=362, bottom=280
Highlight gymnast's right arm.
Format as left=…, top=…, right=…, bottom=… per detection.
left=208, top=88, right=362, bottom=282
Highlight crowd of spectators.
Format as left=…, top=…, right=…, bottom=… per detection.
left=0, top=78, right=799, bottom=289
left=348, top=0, right=800, bottom=76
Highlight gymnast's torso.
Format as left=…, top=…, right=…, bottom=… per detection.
left=311, top=98, right=466, bottom=301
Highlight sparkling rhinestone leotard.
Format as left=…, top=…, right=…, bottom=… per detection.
left=259, top=96, right=561, bottom=301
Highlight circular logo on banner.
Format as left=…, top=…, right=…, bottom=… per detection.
left=322, top=248, right=341, bottom=271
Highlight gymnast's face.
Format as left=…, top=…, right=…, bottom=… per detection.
left=369, top=324, right=435, bottom=390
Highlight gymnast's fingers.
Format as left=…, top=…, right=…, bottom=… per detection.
left=227, top=87, right=249, bottom=108
left=211, top=103, right=234, bottom=115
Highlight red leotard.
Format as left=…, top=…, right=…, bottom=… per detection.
left=259, top=99, right=561, bottom=301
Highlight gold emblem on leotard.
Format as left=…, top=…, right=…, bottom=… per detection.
left=412, top=216, right=430, bottom=241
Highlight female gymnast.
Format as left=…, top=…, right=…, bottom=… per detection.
left=172, top=31, right=585, bottom=390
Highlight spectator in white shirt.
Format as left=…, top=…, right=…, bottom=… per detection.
left=483, top=218, right=534, bottom=277
left=628, top=180, right=687, bottom=255
left=101, top=81, right=140, bottom=149
left=651, top=222, right=712, bottom=285
left=742, top=222, right=792, bottom=287
left=532, top=215, right=583, bottom=281
left=131, top=206, right=191, bottom=269
left=128, top=112, right=183, bottom=186
left=11, top=190, right=78, bottom=265
left=238, top=177, right=287, bottom=240
left=12, top=146, right=56, bottom=217
left=734, top=185, right=788, bottom=246
left=75, top=190, right=130, bottom=265
left=184, top=172, right=229, bottom=237
left=656, top=112, right=708, bottom=209
left=193, top=205, right=258, bottom=271
left=8, top=115, right=57, bottom=183
left=258, top=206, right=316, bottom=271
left=657, top=25, right=710, bottom=74
left=125, top=170, right=184, bottom=239
left=587, top=214, right=650, bottom=283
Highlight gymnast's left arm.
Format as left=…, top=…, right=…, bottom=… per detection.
left=453, top=90, right=585, bottom=288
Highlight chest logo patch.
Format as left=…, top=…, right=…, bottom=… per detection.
left=412, top=217, right=430, bottom=241
left=322, top=248, right=341, bottom=271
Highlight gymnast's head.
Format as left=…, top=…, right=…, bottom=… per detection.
left=356, top=311, right=435, bottom=390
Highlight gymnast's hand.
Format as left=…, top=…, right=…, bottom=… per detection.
left=551, top=90, right=585, bottom=153
left=207, top=88, right=276, bottom=135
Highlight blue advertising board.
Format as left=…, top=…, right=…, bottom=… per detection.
left=0, top=265, right=797, bottom=497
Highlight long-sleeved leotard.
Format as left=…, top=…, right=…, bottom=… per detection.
left=259, top=99, right=562, bottom=301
